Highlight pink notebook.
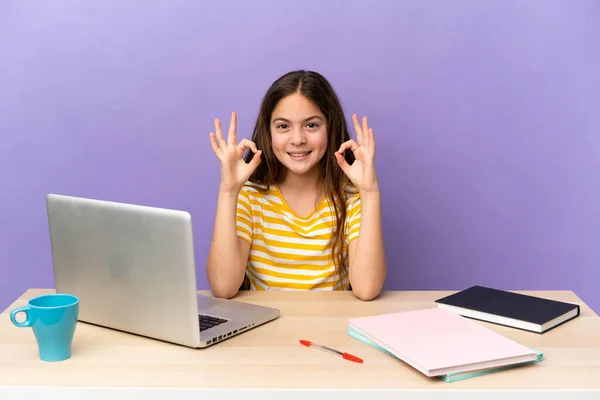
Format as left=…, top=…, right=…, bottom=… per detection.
left=348, top=308, right=538, bottom=377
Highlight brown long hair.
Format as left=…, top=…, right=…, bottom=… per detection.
left=243, top=70, right=355, bottom=287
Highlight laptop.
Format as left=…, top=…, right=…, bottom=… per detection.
left=45, top=193, right=280, bottom=348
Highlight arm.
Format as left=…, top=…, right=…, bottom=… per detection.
left=348, top=191, right=386, bottom=301
left=206, top=189, right=251, bottom=298
left=335, top=113, right=386, bottom=300
left=207, top=111, right=259, bottom=299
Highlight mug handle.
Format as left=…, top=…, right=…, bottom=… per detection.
left=10, top=306, right=32, bottom=327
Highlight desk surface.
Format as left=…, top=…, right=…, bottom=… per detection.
left=1, top=289, right=599, bottom=392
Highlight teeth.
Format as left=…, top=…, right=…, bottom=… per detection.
left=290, top=152, right=309, bottom=156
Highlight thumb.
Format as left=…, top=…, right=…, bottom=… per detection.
left=335, top=151, right=350, bottom=174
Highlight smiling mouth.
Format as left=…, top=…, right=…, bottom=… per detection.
left=288, top=151, right=312, bottom=157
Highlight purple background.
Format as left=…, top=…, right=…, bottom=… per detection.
left=1, top=1, right=599, bottom=313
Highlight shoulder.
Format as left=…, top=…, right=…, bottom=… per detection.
left=343, top=183, right=360, bottom=196
left=239, top=181, right=277, bottom=206
left=240, top=181, right=268, bottom=197
left=343, top=183, right=361, bottom=207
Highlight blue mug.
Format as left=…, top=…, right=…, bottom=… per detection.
left=10, top=294, right=79, bottom=362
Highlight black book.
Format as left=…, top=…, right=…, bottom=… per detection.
left=435, top=285, right=580, bottom=334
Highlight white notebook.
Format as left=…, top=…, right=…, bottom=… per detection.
left=348, top=307, right=539, bottom=377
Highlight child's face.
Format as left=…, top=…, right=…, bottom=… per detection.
left=270, top=93, right=328, bottom=178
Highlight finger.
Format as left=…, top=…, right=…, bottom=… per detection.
left=228, top=111, right=237, bottom=145
left=335, top=152, right=350, bottom=175
left=237, top=138, right=258, bottom=153
left=338, top=139, right=359, bottom=154
left=362, top=116, right=371, bottom=146
left=214, top=118, right=227, bottom=148
left=209, top=132, right=223, bottom=158
left=248, top=150, right=262, bottom=169
left=352, top=114, right=364, bottom=146
left=368, top=128, right=375, bottom=152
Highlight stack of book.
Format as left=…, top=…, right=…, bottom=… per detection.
left=347, top=285, right=580, bottom=382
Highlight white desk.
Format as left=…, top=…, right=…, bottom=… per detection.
left=1, top=289, right=599, bottom=399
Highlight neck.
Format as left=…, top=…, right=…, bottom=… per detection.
left=279, top=167, right=321, bottom=194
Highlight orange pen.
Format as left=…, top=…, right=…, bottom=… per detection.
left=299, top=339, right=363, bottom=363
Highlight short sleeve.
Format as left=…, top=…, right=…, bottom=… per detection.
left=236, top=187, right=253, bottom=244
left=344, top=192, right=361, bottom=245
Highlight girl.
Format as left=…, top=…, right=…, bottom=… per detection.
left=207, top=70, right=386, bottom=301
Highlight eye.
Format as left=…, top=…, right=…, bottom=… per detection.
left=276, top=124, right=289, bottom=130
left=306, top=122, right=319, bottom=129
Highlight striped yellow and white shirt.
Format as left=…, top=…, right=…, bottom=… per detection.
left=235, top=182, right=361, bottom=291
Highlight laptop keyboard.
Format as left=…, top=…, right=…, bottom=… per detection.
left=199, top=314, right=227, bottom=332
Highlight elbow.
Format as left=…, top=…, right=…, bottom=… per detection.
left=207, top=269, right=242, bottom=299
left=208, top=279, right=239, bottom=299
left=352, top=286, right=382, bottom=301
left=351, top=279, right=384, bottom=301
left=350, top=266, right=386, bottom=301
left=212, top=287, right=238, bottom=299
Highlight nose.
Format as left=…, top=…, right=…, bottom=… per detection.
left=290, top=127, right=307, bottom=146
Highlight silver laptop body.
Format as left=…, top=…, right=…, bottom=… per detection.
left=46, top=193, right=280, bottom=348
